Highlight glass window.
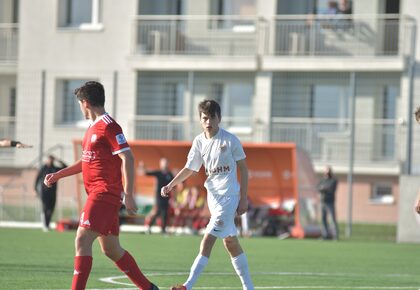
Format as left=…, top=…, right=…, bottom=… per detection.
left=210, top=82, right=253, bottom=129
left=312, top=85, right=348, bottom=119
left=138, top=0, right=184, bottom=15
left=210, top=0, right=255, bottom=15
left=55, top=79, right=88, bottom=125
left=58, top=0, right=102, bottom=29
left=370, top=183, right=394, bottom=204
left=137, top=72, right=186, bottom=116
left=9, top=87, right=15, bottom=116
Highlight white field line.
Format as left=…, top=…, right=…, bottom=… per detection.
left=97, top=272, right=419, bottom=289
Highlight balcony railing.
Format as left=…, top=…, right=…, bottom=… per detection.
left=133, top=15, right=264, bottom=56
left=132, top=116, right=400, bottom=165
left=271, top=117, right=401, bottom=165
left=0, top=24, right=18, bottom=63
left=273, top=14, right=413, bottom=57
left=133, top=15, right=413, bottom=58
left=131, top=115, right=260, bottom=142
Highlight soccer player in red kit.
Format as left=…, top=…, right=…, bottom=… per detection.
left=44, top=81, right=159, bottom=290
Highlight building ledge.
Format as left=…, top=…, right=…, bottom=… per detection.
left=262, top=56, right=405, bottom=72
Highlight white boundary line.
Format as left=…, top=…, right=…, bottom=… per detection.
left=97, top=272, right=420, bottom=290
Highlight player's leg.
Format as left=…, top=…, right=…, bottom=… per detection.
left=178, top=233, right=217, bottom=290
left=72, top=227, right=99, bottom=290
left=45, top=192, right=57, bottom=229
left=98, top=235, right=157, bottom=290
left=328, top=202, right=339, bottom=240
left=321, top=202, right=329, bottom=239
left=148, top=205, right=161, bottom=233
left=161, top=202, right=169, bottom=234
left=223, top=236, right=254, bottom=290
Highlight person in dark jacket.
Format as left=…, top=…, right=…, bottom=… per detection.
left=35, top=155, right=67, bottom=231
left=138, top=158, right=173, bottom=234
left=317, top=166, right=339, bottom=240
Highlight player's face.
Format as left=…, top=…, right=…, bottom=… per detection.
left=200, top=112, right=220, bottom=138
left=78, top=100, right=90, bottom=120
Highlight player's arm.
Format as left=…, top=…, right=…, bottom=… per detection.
left=237, top=158, right=249, bottom=216
left=416, top=198, right=420, bottom=215
left=119, top=149, right=137, bottom=215
left=161, top=167, right=195, bottom=197
left=0, top=139, right=32, bottom=148
left=44, top=159, right=82, bottom=187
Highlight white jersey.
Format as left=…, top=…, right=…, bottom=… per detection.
left=185, top=128, right=246, bottom=196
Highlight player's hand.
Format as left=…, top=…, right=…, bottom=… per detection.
left=44, top=173, right=57, bottom=188
left=415, top=199, right=420, bottom=214
left=124, top=194, right=138, bottom=215
left=237, top=198, right=248, bottom=216
left=161, top=184, right=172, bottom=197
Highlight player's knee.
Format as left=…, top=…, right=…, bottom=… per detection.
left=223, top=237, right=241, bottom=254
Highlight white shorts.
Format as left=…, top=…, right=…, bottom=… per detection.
left=205, top=193, right=239, bottom=238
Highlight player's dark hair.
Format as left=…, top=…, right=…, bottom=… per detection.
left=414, top=106, right=420, bottom=122
left=198, top=99, right=221, bottom=119
left=74, top=81, right=105, bottom=107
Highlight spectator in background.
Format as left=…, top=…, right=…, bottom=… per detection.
left=34, top=155, right=67, bottom=232
left=317, top=165, right=339, bottom=240
left=138, top=158, right=174, bottom=234
left=0, top=139, right=32, bottom=148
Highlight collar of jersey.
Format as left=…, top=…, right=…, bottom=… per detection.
left=90, top=112, right=109, bottom=127
left=202, top=127, right=221, bottom=140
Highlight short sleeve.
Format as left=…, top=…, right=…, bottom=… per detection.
left=185, top=137, right=203, bottom=172
left=105, top=122, right=130, bottom=155
left=231, top=134, right=246, bottom=161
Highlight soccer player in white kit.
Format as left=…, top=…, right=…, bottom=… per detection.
left=161, top=99, right=254, bottom=290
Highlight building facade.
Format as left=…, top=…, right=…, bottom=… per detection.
left=1, top=0, right=419, bottom=224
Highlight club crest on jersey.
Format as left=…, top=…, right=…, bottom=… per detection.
left=116, top=133, right=127, bottom=145
left=90, top=134, right=97, bottom=143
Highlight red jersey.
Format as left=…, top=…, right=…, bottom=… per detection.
left=81, top=113, right=130, bottom=205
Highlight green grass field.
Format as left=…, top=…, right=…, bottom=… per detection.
left=1, top=226, right=420, bottom=290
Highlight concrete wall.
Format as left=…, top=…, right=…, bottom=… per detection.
left=397, top=175, right=420, bottom=243
left=14, top=0, right=138, bottom=166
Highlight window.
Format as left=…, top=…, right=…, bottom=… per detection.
left=58, top=0, right=102, bottom=30
left=210, top=0, right=256, bottom=16
left=370, top=183, right=394, bottom=204
left=311, top=85, right=349, bottom=119
left=55, top=79, right=89, bottom=125
left=137, top=72, right=186, bottom=116
left=0, top=0, right=19, bottom=23
left=9, top=87, right=15, bottom=116
left=138, top=0, right=184, bottom=15
left=210, top=82, right=253, bottom=131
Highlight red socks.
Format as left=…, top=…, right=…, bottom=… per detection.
left=72, top=256, right=93, bottom=290
left=115, top=251, right=151, bottom=290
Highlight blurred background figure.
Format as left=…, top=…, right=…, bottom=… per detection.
left=138, top=158, right=174, bottom=234
left=0, top=139, right=32, bottom=148
left=34, top=155, right=67, bottom=231
left=317, top=165, right=338, bottom=240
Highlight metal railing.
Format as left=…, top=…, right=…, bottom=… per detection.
left=132, top=116, right=401, bottom=164
left=0, top=24, right=18, bottom=63
left=133, top=15, right=265, bottom=56
left=133, top=14, right=413, bottom=58
left=270, top=117, right=401, bottom=164
left=273, top=14, right=413, bottom=57
left=131, top=115, right=260, bottom=142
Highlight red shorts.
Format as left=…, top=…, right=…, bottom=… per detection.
left=79, top=199, right=120, bottom=236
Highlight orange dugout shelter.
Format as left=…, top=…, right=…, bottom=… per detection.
left=73, top=140, right=321, bottom=238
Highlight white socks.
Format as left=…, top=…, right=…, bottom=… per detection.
left=231, top=253, right=254, bottom=290
left=183, top=253, right=254, bottom=290
left=184, top=254, right=209, bottom=290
